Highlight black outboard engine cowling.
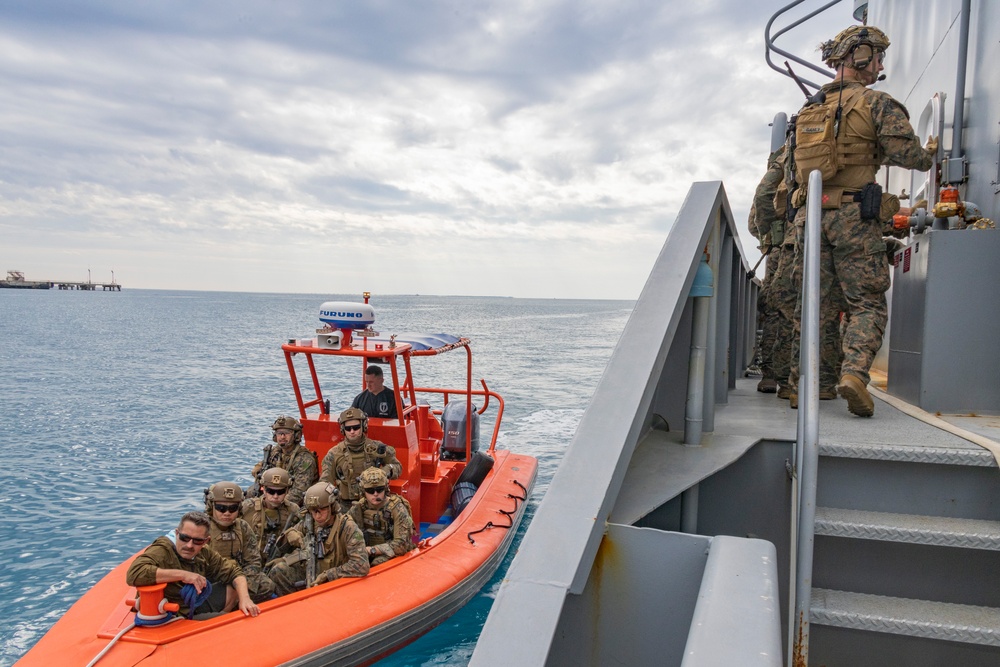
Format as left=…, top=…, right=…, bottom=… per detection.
left=441, top=400, right=480, bottom=460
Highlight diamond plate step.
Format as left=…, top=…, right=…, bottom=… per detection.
left=820, top=441, right=996, bottom=467
left=815, top=507, right=1000, bottom=550
left=811, top=588, right=1000, bottom=646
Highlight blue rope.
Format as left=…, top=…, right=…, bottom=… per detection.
left=180, top=581, right=213, bottom=619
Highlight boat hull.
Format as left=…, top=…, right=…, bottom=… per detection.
left=18, top=450, right=537, bottom=667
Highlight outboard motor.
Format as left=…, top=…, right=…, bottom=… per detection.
left=441, top=400, right=480, bottom=460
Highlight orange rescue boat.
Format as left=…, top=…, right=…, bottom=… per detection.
left=18, top=296, right=538, bottom=667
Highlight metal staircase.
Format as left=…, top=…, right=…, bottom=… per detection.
left=803, top=434, right=1000, bottom=663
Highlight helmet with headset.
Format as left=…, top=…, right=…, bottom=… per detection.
left=821, top=25, right=890, bottom=70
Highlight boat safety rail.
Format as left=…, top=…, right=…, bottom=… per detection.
left=790, top=170, right=823, bottom=667
left=467, top=479, right=527, bottom=545
left=416, top=382, right=505, bottom=452
left=472, top=180, right=760, bottom=665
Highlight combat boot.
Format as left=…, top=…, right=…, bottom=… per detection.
left=757, top=378, right=778, bottom=393
left=789, top=388, right=837, bottom=409
left=837, top=374, right=874, bottom=417
left=777, top=384, right=792, bottom=400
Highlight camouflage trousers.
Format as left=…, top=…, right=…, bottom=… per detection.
left=756, top=253, right=779, bottom=379
left=247, top=570, right=276, bottom=603
left=790, top=204, right=886, bottom=388
left=766, top=243, right=797, bottom=388
left=267, top=549, right=312, bottom=597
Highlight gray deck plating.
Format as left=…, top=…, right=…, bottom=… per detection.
left=611, top=377, right=997, bottom=527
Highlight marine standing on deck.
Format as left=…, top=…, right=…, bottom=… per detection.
left=771, top=138, right=847, bottom=403
left=267, top=482, right=369, bottom=595
left=787, top=25, right=935, bottom=417
left=241, top=467, right=300, bottom=563
left=321, top=407, right=402, bottom=513
left=204, top=481, right=275, bottom=602
left=249, top=415, right=318, bottom=506
left=749, top=146, right=787, bottom=394
left=348, top=467, right=416, bottom=566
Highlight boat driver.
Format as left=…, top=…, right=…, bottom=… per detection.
left=248, top=415, right=318, bottom=506
left=125, top=511, right=260, bottom=619
left=267, top=482, right=369, bottom=595
left=351, top=364, right=398, bottom=419
left=349, top=467, right=416, bottom=565
left=321, top=407, right=402, bottom=513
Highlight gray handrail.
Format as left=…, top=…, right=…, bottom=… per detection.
left=790, top=169, right=823, bottom=666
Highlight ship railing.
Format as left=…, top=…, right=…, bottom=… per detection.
left=472, top=180, right=773, bottom=665
left=765, top=0, right=841, bottom=92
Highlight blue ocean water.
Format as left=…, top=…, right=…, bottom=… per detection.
left=0, top=289, right=632, bottom=666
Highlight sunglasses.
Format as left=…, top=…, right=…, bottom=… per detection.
left=177, top=532, right=209, bottom=546
left=264, top=487, right=286, bottom=495
left=214, top=503, right=240, bottom=513
left=364, top=486, right=386, bottom=495
left=343, top=423, right=363, bottom=432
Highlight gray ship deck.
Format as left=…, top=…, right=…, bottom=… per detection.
left=612, top=377, right=999, bottom=527
left=473, top=178, right=1000, bottom=667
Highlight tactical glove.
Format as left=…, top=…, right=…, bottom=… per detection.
left=284, top=529, right=303, bottom=549
left=311, top=570, right=334, bottom=586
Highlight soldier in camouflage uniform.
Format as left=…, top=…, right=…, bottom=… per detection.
left=321, top=407, right=402, bottom=513
left=241, top=467, right=300, bottom=564
left=267, top=482, right=369, bottom=595
left=204, top=481, right=275, bottom=602
left=788, top=25, right=935, bottom=416
left=348, top=467, right=416, bottom=566
left=749, top=147, right=787, bottom=393
left=248, top=415, right=318, bottom=506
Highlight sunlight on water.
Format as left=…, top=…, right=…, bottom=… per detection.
left=0, top=290, right=631, bottom=667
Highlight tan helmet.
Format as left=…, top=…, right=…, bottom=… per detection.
left=338, top=407, right=368, bottom=435
left=821, top=25, right=890, bottom=69
left=261, top=467, right=290, bottom=489
left=271, top=415, right=303, bottom=444
left=359, top=467, right=388, bottom=491
left=206, top=481, right=244, bottom=509
left=303, top=482, right=338, bottom=510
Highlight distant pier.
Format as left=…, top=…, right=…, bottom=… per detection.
left=0, top=270, right=122, bottom=291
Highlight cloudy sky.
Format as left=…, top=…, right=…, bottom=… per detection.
left=0, top=0, right=857, bottom=299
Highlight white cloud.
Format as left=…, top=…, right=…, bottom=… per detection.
left=0, top=0, right=856, bottom=298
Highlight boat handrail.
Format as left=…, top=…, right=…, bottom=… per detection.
left=414, top=383, right=505, bottom=453
left=472, top=181, right=761, bottom=665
